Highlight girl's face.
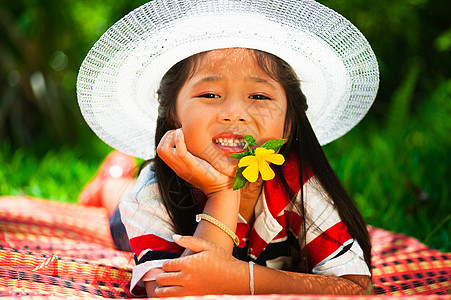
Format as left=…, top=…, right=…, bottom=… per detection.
left=176, top=48, right=287, bottom=175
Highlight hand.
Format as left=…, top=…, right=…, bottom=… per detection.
left=157, top=128, right=235, bottom=196
left=154, top=235, right=247, bottom=297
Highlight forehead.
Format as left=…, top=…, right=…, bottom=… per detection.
left=191, top=48, right=269, bottom=77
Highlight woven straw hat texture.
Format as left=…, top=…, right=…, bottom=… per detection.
left=77, top=0, right=379, bottom=159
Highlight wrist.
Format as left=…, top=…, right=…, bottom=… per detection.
left=195, top=189, right=240, bottom=252
left=203, top=179, right=235, bottom=197
left=206, top=189, right=240, bottom=217
left=196, top=214, right=240, bottom=246
left=207, top=188, right=239, bottom=203
left=203, top=188, right=240, bottom=226
left=223, top=258, right=252, bottom=295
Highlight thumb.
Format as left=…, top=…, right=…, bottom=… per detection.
left=172, top=234, right=213, bottom=253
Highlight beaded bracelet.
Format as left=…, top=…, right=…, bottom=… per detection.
left=195, top=214, right=240, bottom=246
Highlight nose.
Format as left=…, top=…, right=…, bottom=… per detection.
left=217, top=97, right=249, bottom=123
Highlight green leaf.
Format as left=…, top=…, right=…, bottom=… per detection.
left=229, top=151, right=252, bottom=159
left=244, top=135, right=256, bottom=146
left=232, top=167, right=248, bottom=190
left=260, top=139, right=287, bottom=152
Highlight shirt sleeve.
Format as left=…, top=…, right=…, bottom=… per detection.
left=119, top=165, right=184, bottom=295
left=302, top=177, right=371, bottom=277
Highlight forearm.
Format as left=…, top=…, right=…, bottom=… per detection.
left=146, top=189, right=239, bottom=296
left=189, top=189, right=240, bottom=254
left=179, top=258, right=372, bottom=295
left=252, top=263, right=372, bottom=295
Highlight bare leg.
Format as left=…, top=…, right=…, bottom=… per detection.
left=78, top=151, right=137, bottom=216
left=101, top=177, right=136, bottom=216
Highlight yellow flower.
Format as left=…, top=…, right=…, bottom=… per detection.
left=238, top=148, right=285, bottom=182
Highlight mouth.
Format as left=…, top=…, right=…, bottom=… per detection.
left=212, top=133, right=247, bottom=154
left=213, top=137, right=246, bottom=148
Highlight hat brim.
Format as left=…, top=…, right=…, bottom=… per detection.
left=77, top=0, right=379, bottom=159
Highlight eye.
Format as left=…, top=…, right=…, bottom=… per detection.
left=198, top=93, right=220, bottom=99
left=250, top=94, right=271, bottom=100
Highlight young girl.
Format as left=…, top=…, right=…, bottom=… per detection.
left=77, top=0, right=379, bottom=297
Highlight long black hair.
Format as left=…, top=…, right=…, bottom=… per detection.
left=144, top=49, right=371, bottom=272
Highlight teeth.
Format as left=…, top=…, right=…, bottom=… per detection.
left=214, top=138, right=245, bottom=147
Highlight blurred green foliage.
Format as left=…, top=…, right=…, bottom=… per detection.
left=324, top=77, right=451, bottom=251
left=0, top=0, right=148, bottom=146
left=0, top=141, right=113, bottom=203
left=1, top=0, right=450, bottom=145
left=0, top=0, right=450, bottom=251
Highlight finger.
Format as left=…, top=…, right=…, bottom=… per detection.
left=174, top=142, right=223, bottom=185
left=157, top=130, right=177, bottom=154
left=154, top=285, right=186, bottom=298
left=159, top=129, right=199, bottom=177
left=161, top=256, right=185, bottom=272
left=171, top=234, right=214, bottom=253
left=157, top=130, right=187, bottom=171
left=156, top=130, right=175, bottom=160
left=173, top=129, right=200, bottom=175
left=174, top=128, right=188, bottom=153
left=174, top=128, right=235, bottom=180
left=174, top=129, right=205, bottom=170
left=155, top=270, right=182, bottom=286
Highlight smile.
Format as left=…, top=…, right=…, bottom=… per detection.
left=213, top=138, right=246, bottom=148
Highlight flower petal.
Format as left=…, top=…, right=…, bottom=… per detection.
left=264, top=153, right=285, bottom=165
left=258, top=158, right=275, bottom=181
left=238, top=155, right=257, bottom=168
left=255, top=147, right=275, bottom=157
left=242, top=163, right=259, bottom=182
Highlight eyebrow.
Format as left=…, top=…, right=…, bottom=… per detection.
left=193, top=75, right=277, bottom=89
left=193, top=75, right=223, bottom=85
left=249, top=76, right=277, bottom=89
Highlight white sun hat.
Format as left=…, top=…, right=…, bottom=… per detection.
left=77, top=0, right=379, bottom=159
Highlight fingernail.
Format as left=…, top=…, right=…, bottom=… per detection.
left=172, top=234, right=182, bottom=241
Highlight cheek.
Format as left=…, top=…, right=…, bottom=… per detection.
left=178, top=114, right=210, bottom=155
left=250, top=102, right=287, bottom=135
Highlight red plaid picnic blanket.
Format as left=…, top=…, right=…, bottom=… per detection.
left=0, top=196, right=449, bottom=299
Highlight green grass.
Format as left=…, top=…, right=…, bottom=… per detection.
left=324, top=77, right=451, bottom=252
left=0, top=139, right=113, bottom=203
left=1, top=78, right=450, bottom=252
